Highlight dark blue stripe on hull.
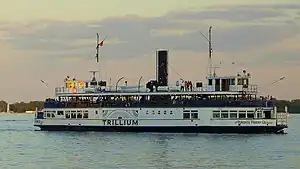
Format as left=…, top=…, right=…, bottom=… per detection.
left=34, top=125, right=287, bottom=134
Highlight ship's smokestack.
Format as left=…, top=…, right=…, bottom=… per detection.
left=156, top=49, right=168, bottom=86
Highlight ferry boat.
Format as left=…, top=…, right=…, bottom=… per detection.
left=34, top=28, right=288, bottom=133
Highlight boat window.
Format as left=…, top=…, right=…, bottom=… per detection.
left=47, top=113, right=51, bottom=117
left=257, top=113, right=262, bottom=118
left=221, top=113, right=228, bottom=118
left=83, top=113, right=88, bottom=118
left=57, top=111, right=64, bottom=115
left=183, top=113, right=190, bottom=119
left=191, top=113, right=198, bottom=119
left=71, top=113, right=76, bottom=118
left=77, top=113, right=82, bottom=118
left=65, top=113, right=70, bottom=118
left=230, top=113, right=237, bottom=119
left=238, top=78, right=242, bottom=85
left=231, top=79, right=235, bottom=85
left=247, top=113, right=254, bottom=119
left=263, top=111, right=272, bottom=119
left=208, top=79, right=212, bottom=85
left=213, top=113, right=220, bottom=118
left=37, top=112, right=44, bottom=119
left=244, top=79, right=249, bottom=85
left=95, top=110, right=98, bottom=114
left=51, top=113, right=55, bottom=118
left=239, top=113, right=246, bottom=118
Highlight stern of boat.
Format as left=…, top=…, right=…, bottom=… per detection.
left=34, top=107, right=45, bottom=127
left=275, top=106, right=288, bottom=133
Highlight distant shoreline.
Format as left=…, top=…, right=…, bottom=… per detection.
left=0, top=112, right=35, bottom=115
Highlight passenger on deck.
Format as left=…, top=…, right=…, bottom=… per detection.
left=189, top=81, right=193, bottom=91
left=180, top=80, right=184, bottom=91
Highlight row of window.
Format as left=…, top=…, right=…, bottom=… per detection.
left=212, top=112, right=262, bottom=119
left=44, top=110, right=89, bottom=116
left=44, top=110, right=89, bottom=119
left=208, top=78, right=249, bottom=86
left=65, top=112, right=89, bottom=119
left=183, top=113, right=198, bottom=119
left=212, top=110, right=255, bottom=113
left=146, top=110, right=174, bottom=115
left=45, top=112, right=89, bottom=119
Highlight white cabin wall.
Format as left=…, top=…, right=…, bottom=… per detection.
left=40, top=106, right=277, bottom=127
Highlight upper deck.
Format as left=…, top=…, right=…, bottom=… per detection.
left=55, top=69, right=257, bottom=97
left=55, top=84, right=258, bottom=96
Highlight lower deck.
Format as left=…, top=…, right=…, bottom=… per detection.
left=34, top=107, right=288, bottom=132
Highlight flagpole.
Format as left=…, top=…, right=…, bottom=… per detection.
left=95, top=34, right=106, bottom=81
left=96, top=33, right=100, bottom=81
left=208, top=26, right=212, bottom=77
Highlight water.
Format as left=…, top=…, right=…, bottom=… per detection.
left=0, top=114, right=299, bottom=169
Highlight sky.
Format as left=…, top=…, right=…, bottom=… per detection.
left=0, top=0, right=300, bottom=102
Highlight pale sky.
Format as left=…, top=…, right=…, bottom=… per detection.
left=0, top=0, right=299, bottom=102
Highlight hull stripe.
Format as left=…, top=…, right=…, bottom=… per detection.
left=34, top=125, right=286, bottom=134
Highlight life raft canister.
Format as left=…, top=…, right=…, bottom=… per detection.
left=78, top=81, right=85, bottom=88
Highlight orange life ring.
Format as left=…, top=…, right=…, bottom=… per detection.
left=72, top=87, right=77, bottom=93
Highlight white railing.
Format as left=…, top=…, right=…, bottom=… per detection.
left=276, top=112, right=288, bottom=126
left=55, top=84, right=258, bottom=95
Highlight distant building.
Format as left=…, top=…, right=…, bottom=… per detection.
left=7, top=103, right=9, bottom=113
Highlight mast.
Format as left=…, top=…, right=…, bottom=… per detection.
left=89, top=70, right=98, bottom=82
left=96, top=33, right=99, bottom=63
left=200, top=26, right=213, bottom=78
left=95, top=33, right=106, bottom=81
left=208, top=26, right=212, bottom=77
left=93, top=33, right=100, bottom=82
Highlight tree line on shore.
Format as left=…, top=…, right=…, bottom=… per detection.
left=0, top=99, right=300, bottom=113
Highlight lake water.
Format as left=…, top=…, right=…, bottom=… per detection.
left=0, top=114, right=299, bottom=169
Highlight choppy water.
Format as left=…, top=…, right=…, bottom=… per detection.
left=0, top=114, right=299, bottom=169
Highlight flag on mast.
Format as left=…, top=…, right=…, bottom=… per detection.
left=95, top=35, right=107, bottom=63
left=96, top=36, right=107, bottom=48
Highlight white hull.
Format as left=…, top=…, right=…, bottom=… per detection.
left=34, top=107, right=287, bottom=133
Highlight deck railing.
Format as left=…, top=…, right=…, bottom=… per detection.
left=55, top=84, right=258, bottom=95
left=276, top=112, right=288, bottom=126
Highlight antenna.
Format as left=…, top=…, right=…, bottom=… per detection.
left=212, top=65, right=220, bottom=77
left=89, top=70, right=99, bottom=82
left=200, top=26, right=213, bottom=78
left=209, top=26, right=212, bottom=77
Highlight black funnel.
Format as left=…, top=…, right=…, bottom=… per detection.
left=156, top=50, right=168, bottom=86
